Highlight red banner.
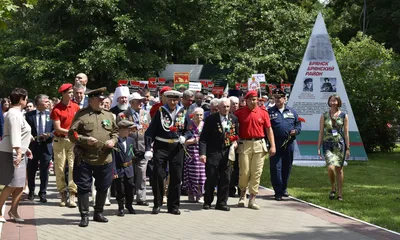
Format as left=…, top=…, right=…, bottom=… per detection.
left=212, top=87, right=224, bottom=95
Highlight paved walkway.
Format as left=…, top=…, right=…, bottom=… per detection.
left=1, top=175, right=399, bottom=240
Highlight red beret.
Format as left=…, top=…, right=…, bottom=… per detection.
left=58, top=83, right=73, bottom=93
left=160, top=86, right=172, bottom=95
left=245, top=90, right=258, bottom=99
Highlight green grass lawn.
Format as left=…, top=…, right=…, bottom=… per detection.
left=260, top=152, right=400, bottom=233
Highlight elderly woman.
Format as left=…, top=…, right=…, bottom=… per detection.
left=317, top=94, right=350, bottom=201
left=183, top=107, right=206, bottom=203
left=0, top=88, right=33, bottom=223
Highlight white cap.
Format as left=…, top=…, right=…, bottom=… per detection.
left=164, top=90, right=183, bottom=98
left=129, top=92, right=144, bottom=102
left=262, top=95, right=269, bottom=100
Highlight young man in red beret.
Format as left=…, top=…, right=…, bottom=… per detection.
left=50, top=83, right=81, bottom=208
left=234, top=90, right=276, bottom=210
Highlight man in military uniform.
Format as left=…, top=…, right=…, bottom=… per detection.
left=144, top=90, right=192, bottom=215
left=68, top=87, right=119, bottom=227
left=268, top=88, right=302, bottom=201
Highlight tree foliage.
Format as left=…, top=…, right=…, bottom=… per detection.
left=198, top=0, right=318, bottom=85
left=0, top=0, right=36, bottom=28
left=334, top=32, right=400, bottom=152
left=326, top=0, right=400, bottom=53
left=0, top=0, right=319, bottom=97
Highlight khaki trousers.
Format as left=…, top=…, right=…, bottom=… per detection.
left=237, top=139, right=268, bottom=195
left=53, top=137, right=77, bottom=193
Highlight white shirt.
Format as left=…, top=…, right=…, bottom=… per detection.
left=122, top=139, right=127, bottom=152
left=36, top=110, right=46, bottom=134
left=79, top=98, right=85, bottom=109
left=219, top=114, right=228, bottom=129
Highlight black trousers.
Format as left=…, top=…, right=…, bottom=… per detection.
left=115, top=176, right=134, bottom=204
left=73, top=161, right=113, bottom=195
left=204, top=158, right=232, bottom=207
left=27, top=157, right=50, bottom=196
left=151, top=141, right=184, bottom=210
left=270, top=142, right=294, bottom=197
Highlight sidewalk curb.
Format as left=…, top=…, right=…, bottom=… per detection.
left=259, top=185, right=400, bottom=236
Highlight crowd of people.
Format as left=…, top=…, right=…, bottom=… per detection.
left=0, top=73, right=350, bottom=227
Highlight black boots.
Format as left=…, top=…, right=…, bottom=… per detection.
left=125, top=202, right=136, bottom=214
left=117, top=201, right=125, bottom=217
left=93, top=191, right=108, bottom=223
left=78, top=193, right=89, bottom=227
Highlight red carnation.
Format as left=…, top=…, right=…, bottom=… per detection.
left=120, top=113, right=126, bottom=120
left=170, top=126, right=177, bottom=132
left=189, top=114, right=194, bottom=119
left=229, top=135, right=239, bottom=142
left=298, top=117, right=306, bottom=123
left=73, top=131, right=79, bottom=140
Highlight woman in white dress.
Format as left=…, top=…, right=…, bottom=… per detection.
left=0, top=88, right=33, bottom=223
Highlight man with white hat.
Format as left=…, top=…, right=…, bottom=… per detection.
left=144, top=90, right=192, bottom=215
left=110, top=86, right=130, bottom=116
left=117, top=92, right=151, bottom=206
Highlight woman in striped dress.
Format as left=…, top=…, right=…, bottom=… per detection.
left=183, top=107, right=206, bottom=203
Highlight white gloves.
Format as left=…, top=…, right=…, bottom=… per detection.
left=179, top=136, right=186, bottom=144
left=144, top=151, right=153, bottom=160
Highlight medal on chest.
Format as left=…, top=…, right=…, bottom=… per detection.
left=160, top=106, right=186, bottom=132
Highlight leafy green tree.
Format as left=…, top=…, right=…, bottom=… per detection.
left=0, top=0, right=218, bottom=97
left=196, top=0, right=318, bottom=85
left=334, top=32, right=400, bottom=152
left=326, top=0, right=400, bottom=53
left=0, top=0, right=36, bottom=28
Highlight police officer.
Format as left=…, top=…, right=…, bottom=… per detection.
left=144, top=90, right=191, bottom=215
left=68, top=87, right=118, bottom=227
left=268, top=88, right=302, bottom=201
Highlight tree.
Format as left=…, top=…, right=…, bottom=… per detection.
left=333, top=32, right=400, bottom=152
left=195, top=0, right=318, bottom=85
left=0, top=0, right=219, bottom=97
left=0, top=0, right=36, bottom=28
left=0, top=0, right=320, bottom=96
left=326, top=0, right=400, bottom=53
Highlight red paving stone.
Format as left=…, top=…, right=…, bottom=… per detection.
left=1, top=196, right=37, bottom=240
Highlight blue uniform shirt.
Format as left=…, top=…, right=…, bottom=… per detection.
left=268, top=106, right=302, bottom=145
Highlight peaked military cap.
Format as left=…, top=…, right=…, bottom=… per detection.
left=164, top=90, right=182, bottom=98
left=86, top=87, right=107, bottom=99
left=272, top=88, right=285, bottom=98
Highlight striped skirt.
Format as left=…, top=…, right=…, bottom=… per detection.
left=183, top=144, right=206, bottom=197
